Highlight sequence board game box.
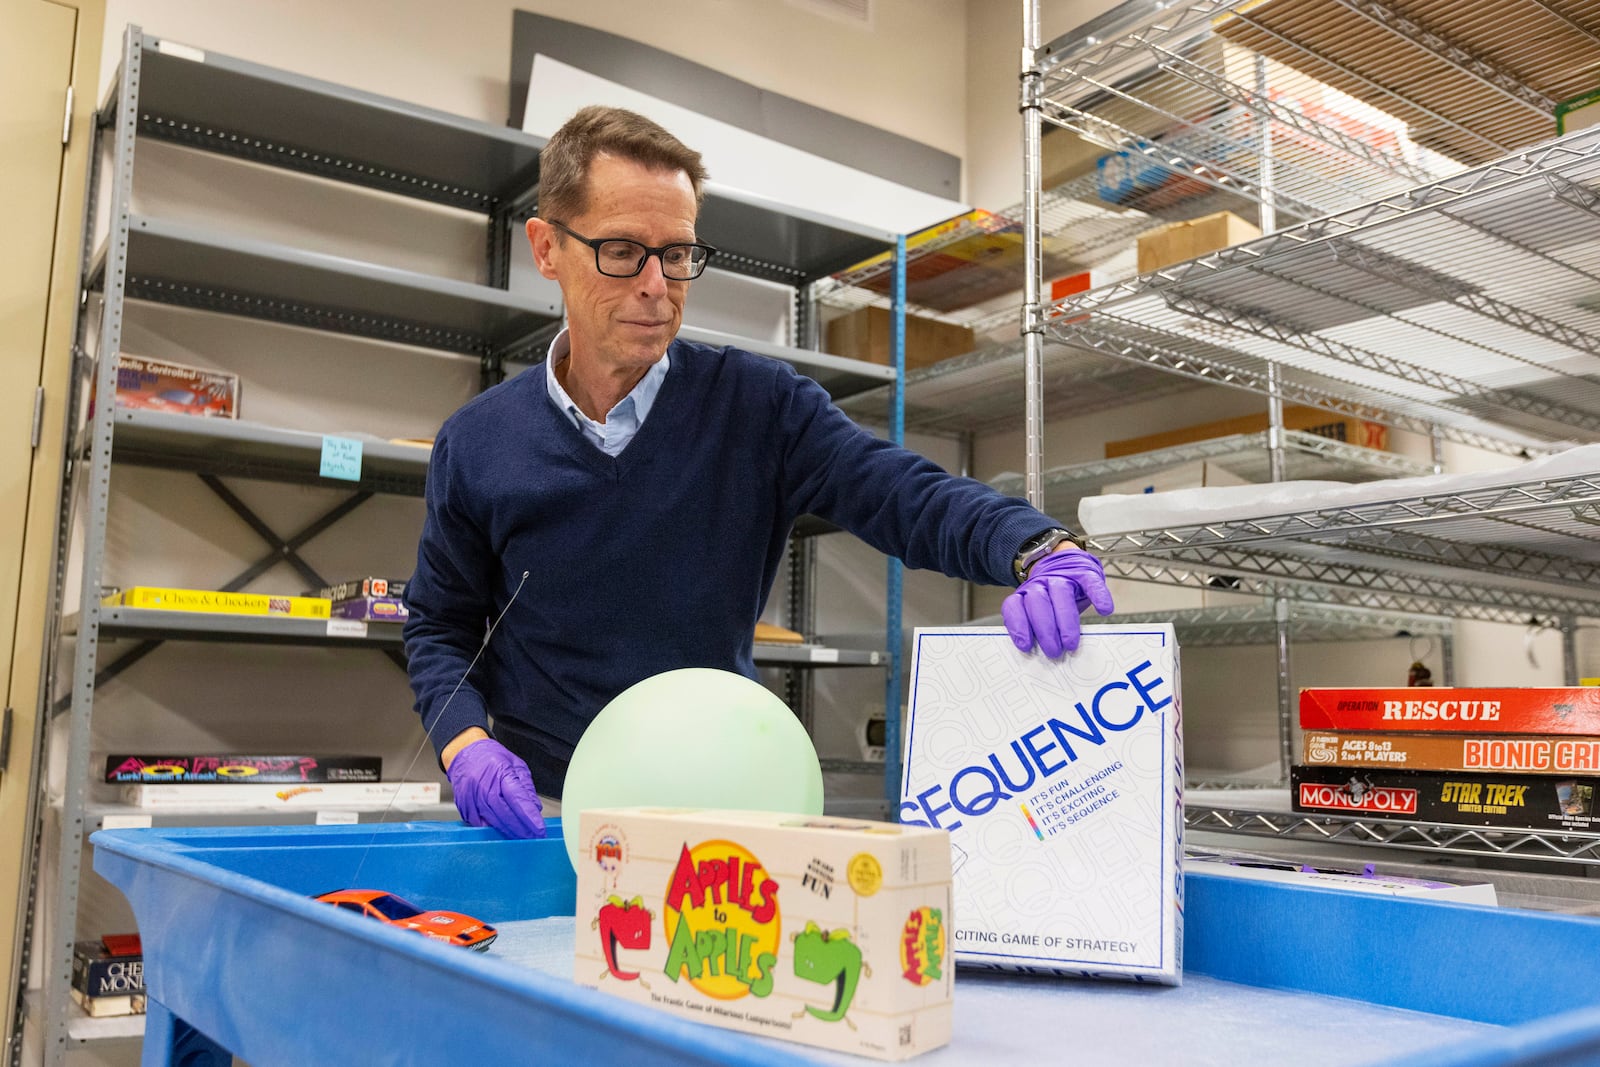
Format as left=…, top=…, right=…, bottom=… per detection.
left=1300, top=687, right=1600, bottom=733
left=901, top=625, right=1183, bottom=983
left=1303, top=732, right=1600, bottom=774
left=105, top=755, right=382, bottom=784
left=1292, top=764, right=1600, bottom=832
left=575, top=807, right=952, bottom=1061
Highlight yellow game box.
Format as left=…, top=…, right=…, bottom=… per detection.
left=102, top=587, right=331, bottom=619
left=575, top=807, right=952, bottom=1061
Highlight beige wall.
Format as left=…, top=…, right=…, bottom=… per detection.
left=101, top=0, right=970, bottom=168
left=964, top=0, right=1125, bottom=209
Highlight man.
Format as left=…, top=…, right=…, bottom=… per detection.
left=403, top=105, right=1113, bottom=840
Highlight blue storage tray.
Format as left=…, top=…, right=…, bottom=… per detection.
left=94, top=821, right=1600, bottom=1066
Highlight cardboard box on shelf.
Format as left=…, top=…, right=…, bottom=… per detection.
left=1104, top=405, right=1390, bottom=459
left=574, top=807, right=952, bottom=1061
left=825, top=306, right=975, bottom=371
left=1136, top=210, right=1262, bottom=274
left=900, top=624, right=1183, bottom=984
left=104, top=353, right=239, bottom=419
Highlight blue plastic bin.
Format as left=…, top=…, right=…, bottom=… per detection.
left=94, top=821, right=1600, bottom=1066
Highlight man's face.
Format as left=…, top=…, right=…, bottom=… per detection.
left=529, top=154, right=698, bottom=372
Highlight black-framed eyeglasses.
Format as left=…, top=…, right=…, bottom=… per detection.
left=547, top=219, right=718, bottom=281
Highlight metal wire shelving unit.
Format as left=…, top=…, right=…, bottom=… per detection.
left=1019, top=0, right=1600, bottom=866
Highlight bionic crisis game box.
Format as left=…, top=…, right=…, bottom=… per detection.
left=575, top=807, right=952, bottom=1061
left=900, top=625, right=1184, bottom=984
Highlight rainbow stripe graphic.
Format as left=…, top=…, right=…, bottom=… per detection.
left=1019, top=803, right=1044, bottom=841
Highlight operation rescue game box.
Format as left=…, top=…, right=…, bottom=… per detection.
left=901, top=624, right=1183, bottom=983
left=575, top=808, right=953, bottom=1060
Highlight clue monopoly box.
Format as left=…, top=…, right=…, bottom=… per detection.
left=901, top=624, right=1183, bottom=983
left=575, top=807, right=952, bottom=1061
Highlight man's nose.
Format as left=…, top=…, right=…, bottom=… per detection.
left=635, top=253, right=669, bottom=296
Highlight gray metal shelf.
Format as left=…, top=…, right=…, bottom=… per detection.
left=89, top=607, right=406, bottom=647
left=133, top=33, right=893, bottom=285
left=675, top=325, right=894, bottom=402
left=81, top=801, right=459, bottom=832
left=90, top=215, right=562, bottom=357
left=84, top=607, right=881, bottom=668
left=112, top=409, right=433, bottom=495
left=1089, top=469, right=1600, bottom=622
left=1186, top=797, right=1600, bottom=868
left=988, top=428, right=1431, bottom=522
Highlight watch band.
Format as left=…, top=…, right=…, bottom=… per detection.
left=1012, top=527, right=1083, bottom=583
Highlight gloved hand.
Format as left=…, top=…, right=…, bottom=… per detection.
left=445, top=738, right=547, bottom=839
left=1001, top=547, right=1116, bottom=657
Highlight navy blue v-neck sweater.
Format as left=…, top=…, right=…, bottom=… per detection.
left=403, top=337, right=1056, bottom=796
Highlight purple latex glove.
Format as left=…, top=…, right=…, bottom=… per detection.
left=446, top=738, right=547, bottom=839
left=1001, top=547, right=1116, bottom=657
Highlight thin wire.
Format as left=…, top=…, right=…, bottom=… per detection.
left=349, top=570, right=530, bottom=887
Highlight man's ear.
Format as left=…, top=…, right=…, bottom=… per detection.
left=527, top=217, right=559, bottom=280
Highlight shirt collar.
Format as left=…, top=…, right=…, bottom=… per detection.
left=544, top=327, right=670, bottom=450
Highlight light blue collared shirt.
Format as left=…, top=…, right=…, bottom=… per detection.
left=543, top=327, right=669, bottom=457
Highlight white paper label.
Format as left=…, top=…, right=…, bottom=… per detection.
left=326, top=619, right=368, bottom=638
left=101, top=814, right=153, bottom=830
left=808, top=647, right=840, bottom=663
left=316, top=810, right=360, bottom=825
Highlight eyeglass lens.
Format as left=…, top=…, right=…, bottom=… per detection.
left=596, top=240, right=709, bottom=280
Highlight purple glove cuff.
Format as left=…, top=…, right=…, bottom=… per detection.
left=446, top=738, right=547, bottom=840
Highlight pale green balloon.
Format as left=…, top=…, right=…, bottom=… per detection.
left=561, top=667, right=825, bottom=870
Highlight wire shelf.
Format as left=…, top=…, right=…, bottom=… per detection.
left=1048, top=121, right=1600, bottom=452
left=1035, top=0, right=1467, bottom=223
left=1086, top=468, right=1600, bottom=620
left=833, top=336, right=1202, bottom=435
left=987, top=428, right=1431, bottom=522
left=1109, top=600, right=1453, bottom=645
left=1186, top=800, right=1600, bottom=867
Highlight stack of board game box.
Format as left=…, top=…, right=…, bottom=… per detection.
left=71, top=935, right=144, bottom=1017
left=1293, top=688, right=1600, bottom=832
left=311, top=577, right=408, bottom=623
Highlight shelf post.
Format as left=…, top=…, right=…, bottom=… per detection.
left=1274, top=593, right=1292, bottom=785
left=41, top=26, right=144, bottom=1067
left=1021, top=0, right=1045, bottom=510
left=885, top=234, right=906, bottom=813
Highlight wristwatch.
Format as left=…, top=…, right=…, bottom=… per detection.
left=1012, top=527, right=1083, bottom=583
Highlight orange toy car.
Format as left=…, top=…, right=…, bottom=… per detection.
left=314, top=889, right=497, bottom=951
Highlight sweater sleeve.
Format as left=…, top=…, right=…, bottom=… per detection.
left=773, top=366, right=1061, bottom=586
left=402, top=427, right=496, bottom=756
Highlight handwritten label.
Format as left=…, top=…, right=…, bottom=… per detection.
left=809, top=647, right=840, bottom=663
left=320, top=436, right=363, bottom=481
left=326, top=619, right=368, bottom=638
